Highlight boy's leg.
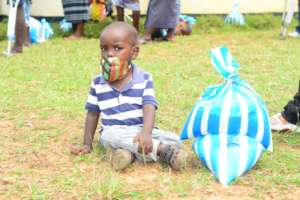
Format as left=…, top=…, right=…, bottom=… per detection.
left=12, top=5, right=25, bottom=53
left=100, top=126, right=164, bottom=162
left=132, top=10, right=140, bottom=32
left=151, top=128, right=193, bottom=170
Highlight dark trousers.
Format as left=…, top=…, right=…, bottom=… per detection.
left=282, top=79, right=300, bottom=125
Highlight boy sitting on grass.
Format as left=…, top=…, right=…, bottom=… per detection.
left=71, top=22, right=188, bottom=171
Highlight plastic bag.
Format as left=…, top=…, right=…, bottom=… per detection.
left=180, top=46, right=272, bottom=185
left=193, top=134, right=265, bottom=185
left=59, top=19, right=72, bottom=32
left=29, top=17, right=41, bottom=43
left=180, top=46, right=272, bottom=151
left=225, top=1, right=245, bottom=25
left=40, top=18, right=54, bottom=42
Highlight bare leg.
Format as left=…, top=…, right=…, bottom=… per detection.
left=74, top=22, right=84, bottom=37
left=116, top=6, right=124, bottom=21
left=65, top=22, right=85, bottom=39
left=23, top=26, right=31, bottom=47
left=12, top=5, right=25, bottom=53
left=132, top=10, right=140, bottom=32
left=167, top=28, right=175, bottom=41
left=144, top=28, right=155, bottom=41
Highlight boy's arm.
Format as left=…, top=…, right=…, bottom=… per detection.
left=71, top=111, right=99, bottom=155
left=134, top=104, right=155, bottom=154
left=83, top=111, right=100, bottom=149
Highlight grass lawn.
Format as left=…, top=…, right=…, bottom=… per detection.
left=0, top=15, right=300, bottom=199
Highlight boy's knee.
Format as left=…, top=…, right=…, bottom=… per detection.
left=100, top=133, right=118, bottom=148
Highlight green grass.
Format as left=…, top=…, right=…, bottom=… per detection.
left=0, top=15, right=300, bottom=199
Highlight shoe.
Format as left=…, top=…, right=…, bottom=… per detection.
left=270, top=113, right=300, bottom=133
left=111, top=149, right=134, bottom=171
left=159, top=144, right=189, bottom=171
left=288, top=31, right=300, bottom=38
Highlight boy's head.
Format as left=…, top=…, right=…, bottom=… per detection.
left=100, top=22, right=139, bottom=82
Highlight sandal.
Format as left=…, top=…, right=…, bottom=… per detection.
left=159, top=144, right=188, bottom=171
left=270, top=113, right=300, bottom=133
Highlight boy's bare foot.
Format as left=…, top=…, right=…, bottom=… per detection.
left=111, top=149, right=134, bottom=171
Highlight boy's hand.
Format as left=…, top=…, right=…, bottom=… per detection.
left=70, top=145, right=92, bottom=155
left=134, top=132, right=153, bottom=154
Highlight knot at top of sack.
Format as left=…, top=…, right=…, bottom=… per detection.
left=210, top=46, right=240, bottom=80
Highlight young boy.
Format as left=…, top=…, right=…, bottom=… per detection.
left=71, top=22, right=187, bottom=171
left=112, top=0, right=140, bottom=32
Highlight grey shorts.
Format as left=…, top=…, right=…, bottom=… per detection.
left=99, top=126, right=181, bottom=162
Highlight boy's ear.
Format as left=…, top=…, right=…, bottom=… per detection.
left=131, top=45, right=139, bottom=60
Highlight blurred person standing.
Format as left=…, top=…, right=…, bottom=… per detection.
left=62, top=0, right=90, bottom=39
left=141, top=0, right=177, bottom=43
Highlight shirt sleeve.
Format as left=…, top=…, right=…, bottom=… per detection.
left=142, top=74, right=158, bottom=109
left=85, top=80, right=101, bottom=112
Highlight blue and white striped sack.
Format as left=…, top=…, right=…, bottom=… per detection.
left=180, top=46, right=272, bottom=185
left=193, top=134, right=265, bottom=185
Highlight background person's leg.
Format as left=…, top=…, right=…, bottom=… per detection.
left=12, top=5, right=25, bottom=53
left=132, top=10, right=140, bottom=32
left=116, top=6, right=124, bottom=21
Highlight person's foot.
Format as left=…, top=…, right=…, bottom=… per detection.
left=159, top=144, right=189, bottom=171
left=270, top=113, right=300, bottom=132
left=138, top=36, right=152, bottom=44
left=8, top=48, right=22, bottom=56
left=24, top=41, right=31, bottom=47
left=64, top=34, right=82, bottom=40
left=111, top=149, right=134, bottom=171
left=166, top=34, right=175, bottom=42
left=288, top=31, right=300, bottom=38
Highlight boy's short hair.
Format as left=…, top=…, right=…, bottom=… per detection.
left=100, top=21, right=138, bottom=46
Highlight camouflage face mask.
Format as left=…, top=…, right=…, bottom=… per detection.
left=100, top=57, right=131, bottom=82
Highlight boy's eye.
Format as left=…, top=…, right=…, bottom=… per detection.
left=114, top=46, right=122, bottom=51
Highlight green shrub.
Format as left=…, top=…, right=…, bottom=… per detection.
left=245, top=14, right=280, bottom=30
left=0, top=14, right=288, bottom=40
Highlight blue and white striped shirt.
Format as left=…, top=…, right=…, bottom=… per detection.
left=85, top=64, right=158, bottom=127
